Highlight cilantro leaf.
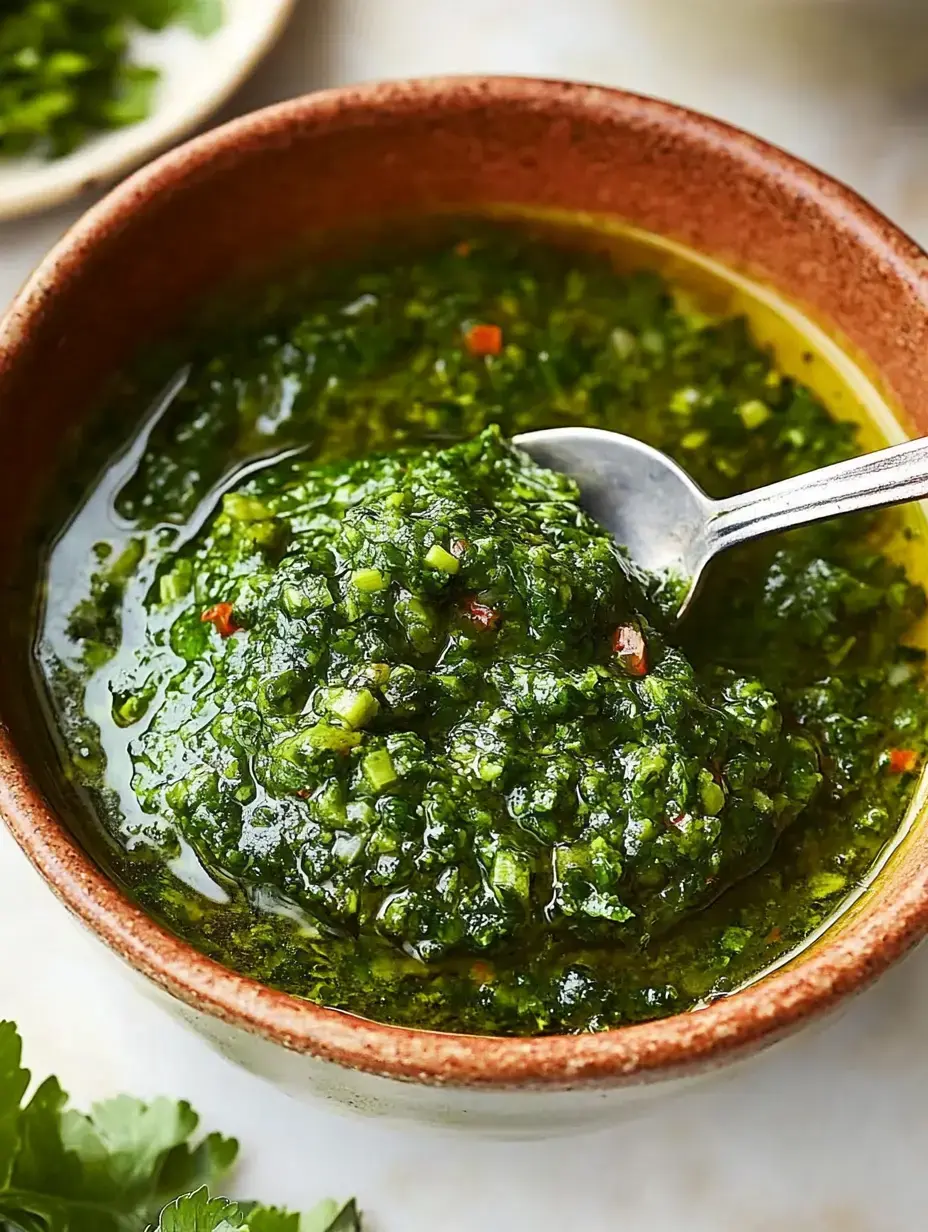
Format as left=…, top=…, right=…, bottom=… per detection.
left=11, top=1076, right=82, bottom=1199
left=152, top=1188, right=247, bottom=1231
left=62, top=1095, right=238, bottom=1216
left=0, top=1024, right=359, bottom=1232
left=151, top=1191, right=362, bottom=1232
left=0, top=1023, right=31, bottom=1187
left=0, top=1022, right=237, bottom=1232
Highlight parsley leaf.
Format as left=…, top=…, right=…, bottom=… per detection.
left=152, top=1189, right=245, bottom=1231
left=150, top=1190, right=362, bottom=1232
left=0, top=1023, right=360, bottom=1232
left=0, top=1022, right=236, bottom=1231
left=0, top=1022, right=30, bottom=1186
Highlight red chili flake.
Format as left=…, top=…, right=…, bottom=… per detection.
left=888, top=748, right=919, bottom=774
left=465, top=322, right=503, bottom=357
left=450, top=537, right=469, bottom=558
left=766, top=926, right=782, bottom=944
left=454, top=240, right=472, bottom=257
left=200, top=602, right=241, bottom=638
left=471, top=960, right=495, bottom=984
left=460, top=595, right=501, bottom=631
left=612, top=622, right=648, bottom=676
left=294, top=788, right=310, bottom=799
left=667, top=811, right=688, bottom=828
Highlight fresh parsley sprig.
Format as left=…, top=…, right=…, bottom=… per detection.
left=0, top=1022, right=359, bottom=1232
left=151, top=1191, right=361, bottom=1232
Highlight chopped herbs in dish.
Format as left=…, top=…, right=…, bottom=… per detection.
left=0, top=0, right=222, bottom=159
left=127, top=427, right=822, bottom=956
left=37, top=227, right=928, bottom=1035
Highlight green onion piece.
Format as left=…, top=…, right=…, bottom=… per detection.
left=351, top=568, right=388, bottom=592
left=362, top=662, right=392, bottom=687
left=363, top=748, right=398, bottom=791
left=159, top=559, right=193, bottom=605
left=330, top=687, right=380, bottom=730
left=738, top=399, right=771, bottom=430
left=114, top=694, right=147, bottom=728
left=669, top=387, right=700, bottom=416
left=424, top=544, right=460, bottom=574
left=307, top=724, right=362, bottom=754
left=107, top=537, right=144, bottom=582
left=681, top=429, right=709, bottom=451
left=277, top=724, right=362, bottom=761
left=698, top=770, right=725, bottom=816
left=491, top=849, right=531, bottom=904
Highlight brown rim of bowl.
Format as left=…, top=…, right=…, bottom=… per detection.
left=3, top=75, right=928, bottom=1091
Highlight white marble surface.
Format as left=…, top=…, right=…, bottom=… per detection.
left=5, top=2, right=928, bottom=1227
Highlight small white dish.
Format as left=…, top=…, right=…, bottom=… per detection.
left=0, top=0, right=297, bottom=222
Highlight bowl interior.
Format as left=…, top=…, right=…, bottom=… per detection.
left=4, top=78, right=928, bottom=1083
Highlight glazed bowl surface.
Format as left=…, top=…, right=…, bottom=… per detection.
left=2, top=76, right=928, bottom=1132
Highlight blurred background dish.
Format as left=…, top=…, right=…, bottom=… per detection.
left=0, top=0, right=297, bottom=222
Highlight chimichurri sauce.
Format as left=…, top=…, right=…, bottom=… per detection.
left=37, top=227, right=928, bottom=1035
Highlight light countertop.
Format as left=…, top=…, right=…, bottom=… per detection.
left=4, top=3, right=928, bottom=1228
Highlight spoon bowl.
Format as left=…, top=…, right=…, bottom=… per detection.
left=514, top=427, right=714, bottom=615
left=516, top=426, right=928, bottom=620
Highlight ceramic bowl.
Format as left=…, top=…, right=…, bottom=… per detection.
left=2, top=77, right=928, bottom=1134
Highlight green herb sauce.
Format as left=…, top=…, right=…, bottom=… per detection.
left=37, top=228, right=928, bottom=1035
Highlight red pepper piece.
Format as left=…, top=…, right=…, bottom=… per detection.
left=200, top=602, right=241, bottom=638
left=465, top=323, right=503, bottom=357
left=470, top=960, right=495, bottom=983
left=450, top=537, right=469, bottom=558
left=888, top=747, right=919, bottom=774
left=612, top=622, right=648, bottom=676
left=460, top=595, right=501, bottom=631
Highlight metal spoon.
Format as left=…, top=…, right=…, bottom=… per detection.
left=514, top=426, right=928, bottom=620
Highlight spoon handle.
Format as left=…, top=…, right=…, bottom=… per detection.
left=707, top=436, right=928, bottom=554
